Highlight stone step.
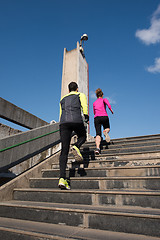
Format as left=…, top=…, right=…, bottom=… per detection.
left=1, top=134, right=160, bottom=239
left=78, top=144, right=160, bottom=158
left=68, top=149, right=160, bottom=163
left=0, top=201, right=160, bottom=237
left=52, top=155, right=160, bottom=169
left=0, top=227, right=68, bottom=240
left=0, top=217, right=159, bottom=240
left=42, top=165, right=160, bottom=178
left=29, top=176, right=160, bottom=191
left=13, top=188, right=160, bottom=209
left=0, top=219, right=67, bottom=240
left=85, top=134, right=160, bottom=146
left=81, top=139, right=160, bottom=151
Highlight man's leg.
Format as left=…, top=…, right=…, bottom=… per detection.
left=59, top=124, right=72, bottom=179
left=72, top=123, right=86, bottom=161
left=74, top=123, right=86, bottom=148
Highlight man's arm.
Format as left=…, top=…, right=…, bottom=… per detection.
left=59, top=103, right=62, bottom=121
left=79, top=93, right=89, bottom=123
left=79, top=93, right=88, bottom=115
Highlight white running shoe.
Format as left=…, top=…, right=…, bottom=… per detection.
left=103, top=131, right=110, bottom=143
left=95, top=148, right=100, bottom=155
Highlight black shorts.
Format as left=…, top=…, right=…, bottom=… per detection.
left=94, top=116, right=110, bottom=137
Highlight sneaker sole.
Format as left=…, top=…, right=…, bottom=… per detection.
left=72, top=149, right=83, bottom=162
left=95, top=151, right=100, bottom=155
left=58, top=183, right=66, bottom=189
left=58, top=184, right=70, bottom=190
left=105, top=135, right=110, bottom=143
left=103, top=132, right=110, bottom=143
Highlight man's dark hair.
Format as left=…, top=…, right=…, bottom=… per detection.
left=68, top=82, right=78, bottom=92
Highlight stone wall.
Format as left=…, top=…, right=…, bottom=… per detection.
left=0, top=122, right=60, bottom=177
left=0, top=123, right=22, bottom=139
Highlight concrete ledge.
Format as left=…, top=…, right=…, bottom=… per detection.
left=0, top=97, right=48, bottom=129
left=0, top=123, right=60, bottom=171
left=0, top=151, right=60, bottom=201
left=0, top=123, right=22, bottom=139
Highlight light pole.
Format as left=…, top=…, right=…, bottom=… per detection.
left=79, top=34, right=88, bottom=58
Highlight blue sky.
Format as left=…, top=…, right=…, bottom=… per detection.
left=0, top=0, right=160, bottom=139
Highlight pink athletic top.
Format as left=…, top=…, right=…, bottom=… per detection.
left=93, top=98, right=112, bottom=118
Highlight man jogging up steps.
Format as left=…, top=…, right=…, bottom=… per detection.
left=58, top=81, right=89, bottom=190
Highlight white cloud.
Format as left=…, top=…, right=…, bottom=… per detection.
left=90, top=90, right=96, bottom=100
left=90, top=90, right=116, bottom=104
left=135, top=5, right=160, bottom=45
left=146, top=57, right=160, bottom=73
left=105, top=96, right=116, bottom=105
left=136, top=5, right=160, bottom=74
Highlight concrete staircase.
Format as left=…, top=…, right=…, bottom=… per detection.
left=0, top=134, right=160, bottom=239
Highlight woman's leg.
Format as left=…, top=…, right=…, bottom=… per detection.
left=95, top=135, right=101, bottom=149
left=94, top=117, right=102, bottom=152
left=103, top=128, right=110, bottom=142
left=102, top=116, right=111, bottom=143
left=103, top=128, right=110, bottom=133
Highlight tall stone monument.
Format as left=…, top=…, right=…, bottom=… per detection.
left=61, top=41, right=89, bottom=102
left=61, top=36, right=90, bottom=136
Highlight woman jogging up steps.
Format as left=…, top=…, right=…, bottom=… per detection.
left=93, top=88, right=114, bottom=155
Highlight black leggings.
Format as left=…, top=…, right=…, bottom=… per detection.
left=94, top=116, right=110, bottom=137
left=59, top=122, right=86, bottom=178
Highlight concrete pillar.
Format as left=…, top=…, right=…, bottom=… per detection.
left=61, top=41, right=89, bottom=135
left=61, top=42, right=89, bottom=102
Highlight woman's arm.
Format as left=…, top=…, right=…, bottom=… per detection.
left=104, top=98, right=114, bottom=114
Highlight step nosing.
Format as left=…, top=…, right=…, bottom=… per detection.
left=13, top=188, right=160, bottom=195
left=43, top=165, right=160, bottom=171
left=85, top=138, right=160, bottom=144
left=52, top=157, right=160, bottom=165
left=30, top=176, right=160, bottom=180
left=1, top=216, right=160, bottom=240
left=81, top=142, right=160, bottom=150
left=0, top=202, right=160, bottom=219
left=0, top=226, right=65, bottom=240
left=1, top=201, right=160, bottom=219
left=68, top=150, right=160, bottom=159
left=85, top=135, right=160, bottom=143
left=81, top=144, right=160, bottom=151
